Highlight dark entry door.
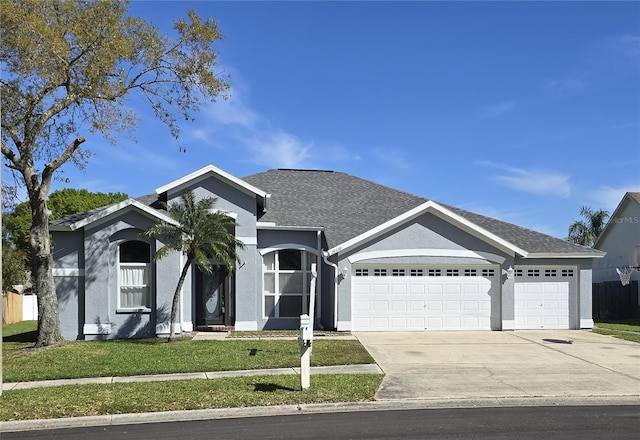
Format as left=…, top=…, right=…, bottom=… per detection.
left=196, top=267, right=227, bottom=326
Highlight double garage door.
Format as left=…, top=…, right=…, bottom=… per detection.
left=351, top=265, right=576, bottom=331
left=351, top=266, right=498, bottom=331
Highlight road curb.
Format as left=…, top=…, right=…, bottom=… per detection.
left=2, top=395, right=638, bottom=433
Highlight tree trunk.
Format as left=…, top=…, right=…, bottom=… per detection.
left=30, top=208, right=62, bottom=348
left=168, top=258, right=192, bottom=342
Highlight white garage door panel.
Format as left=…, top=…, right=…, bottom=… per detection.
left=514, top=269, right=573, bottom=330
left=352, top=269, right=496, bottom=331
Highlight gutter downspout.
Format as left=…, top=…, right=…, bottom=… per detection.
left=179, top=253, right=184, bottom=335
left=322, top=251, right=339, bottom=330
left=315, top=231, right=324, bottom=329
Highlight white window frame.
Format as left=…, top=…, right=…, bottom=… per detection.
left=261, top=247, right=319, bottom=319
left=117, top=241, right=152, bottom=313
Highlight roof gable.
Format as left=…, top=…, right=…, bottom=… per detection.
left=156, top=164, right=269, bottom=202
left=594, top=191, right=640, bottom=248
left=327, top=200, right=528, bottom=257
left=50, top=199, right=177, bottom=231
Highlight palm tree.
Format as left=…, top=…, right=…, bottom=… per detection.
left=567, top=206, right=609, bottom=247
left=144, top=190, right=245, bottom=342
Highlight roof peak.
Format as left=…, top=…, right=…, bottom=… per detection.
left=276, top=168, right=334, bottom=173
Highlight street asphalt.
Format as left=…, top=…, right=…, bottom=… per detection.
left=1, top=329, right=638, bottom=433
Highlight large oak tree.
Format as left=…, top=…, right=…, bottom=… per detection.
left=0, top=0, right=229, bottom=347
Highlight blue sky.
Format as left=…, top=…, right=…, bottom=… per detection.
left=52, top=0, right=639, bottom=239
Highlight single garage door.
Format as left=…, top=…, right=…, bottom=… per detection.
left=351, top=266, right=498, bottom=331
left=514, top=267, right=575, bottom=329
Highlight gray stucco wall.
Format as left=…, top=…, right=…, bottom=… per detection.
left=593, top=201, right=640, bottom=284
left=166, top=178, right=257, bottom=239
left=83, top=212, right=162, bottom=340
left=165, top=177, right=261, bottom=331
left=53, top=231, right=85, bottom=340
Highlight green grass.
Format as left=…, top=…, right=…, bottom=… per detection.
left=593, top=319, right=640, bottom=343
left=3, top=321, right=375, bottom=383
left=0, top=374, right=384, bottom=421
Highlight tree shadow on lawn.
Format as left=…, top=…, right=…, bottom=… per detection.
left=3, top=330, right=37, bottom=343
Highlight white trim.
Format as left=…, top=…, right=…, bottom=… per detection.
left=525, top=252, right=605, bottom=259
left=52, top=268, right=85, bottom=277
left=181, top=321, right=194, bottom=332
left=68, top=199, right=178, bottom=231
left=259, top=244, right=321, bottom=256
left=337, top=321, right=352, bottom=331
left=155, top=164, right=269, bottom=199
left=257, top=224, right=324, bottom=232
left=502, top=320, right=516, bottom=330
left=116, top=307, right=151, bottom=314
left=237, top=236, right=257, bottom=246
left=180, top=253, right=185, bottom=334
left=84, top=323, right=111, bottom=335
left=155, top=322, right=182, bottom=335
left=580, top=319, right=594, bottom=329
left=256, top=221, right=277, bottom=227
left=261, top=249, right=318, bottom=319
left=234, top=321, right=258, bottom=331
left=156, top=322, right=170, bottom=335
left=348, top=249, right=506, bottom=264
left=208, top=208, right=238, bottom=219
left=327, top=201, right=528, bottom=257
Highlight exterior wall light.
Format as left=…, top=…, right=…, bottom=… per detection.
left=505, top=266, right=515, bottom=279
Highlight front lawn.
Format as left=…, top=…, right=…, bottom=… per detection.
left=0, top=374, right=383, bottom=421
left=2, top=321, right=375, bottom=383
left=593, top=319, right=640, bottom=343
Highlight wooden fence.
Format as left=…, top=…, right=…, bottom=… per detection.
left=592, top=281, right=640, bottom=320
left=2, top=292, right=38, bottom=324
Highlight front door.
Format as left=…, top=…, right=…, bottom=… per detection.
left=196, top=267, right=227, bottom=326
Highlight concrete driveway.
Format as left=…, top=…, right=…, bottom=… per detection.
left=354, top=330, right=640, bottom=402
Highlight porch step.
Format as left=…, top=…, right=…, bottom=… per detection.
left=195, top=325, right=235, bottom=332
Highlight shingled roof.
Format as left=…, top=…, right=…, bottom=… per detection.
left=243, top=169, right=601, bottom=257
left=51, top=167, right=602, bottom=257
left=243, top=169, right=426, bottom=248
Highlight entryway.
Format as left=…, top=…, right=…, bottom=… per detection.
left=195, top=266, right=233, bottom=327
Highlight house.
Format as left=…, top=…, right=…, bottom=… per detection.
left=592, top=192, right=640, bottom=308
left=51, top=164, right=604, bottom=340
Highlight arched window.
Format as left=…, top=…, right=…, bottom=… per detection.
left=263, top=249, right=317, bottom=318
left=118, top=241, right=151, bottom=310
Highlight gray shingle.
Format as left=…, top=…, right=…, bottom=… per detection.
left=51, top=167, right=602, bottom=257
left=244, top=169, right=427, bottom=248
left=244, top=169, right=601, bottom=256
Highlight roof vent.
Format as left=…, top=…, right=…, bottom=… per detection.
left=277, top=168, right=334, bottom=173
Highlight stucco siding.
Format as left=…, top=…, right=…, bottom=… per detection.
left=593, top=201, right=640, bottom=284
left=166, top=177, right=258, bottom=239
left=53, top=231, right=85, bottom=340
left=82, top=211, right=166, bottom=339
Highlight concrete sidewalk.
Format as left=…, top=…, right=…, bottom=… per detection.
left=2, top=363, right=382, bottom=392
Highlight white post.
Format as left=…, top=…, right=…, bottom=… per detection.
left=299, top=314, right=312, bottom=390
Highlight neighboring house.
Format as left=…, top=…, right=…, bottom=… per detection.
left=593, top=192, right=640, bottom=291
left=51, top=164, right=604, bottom=340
